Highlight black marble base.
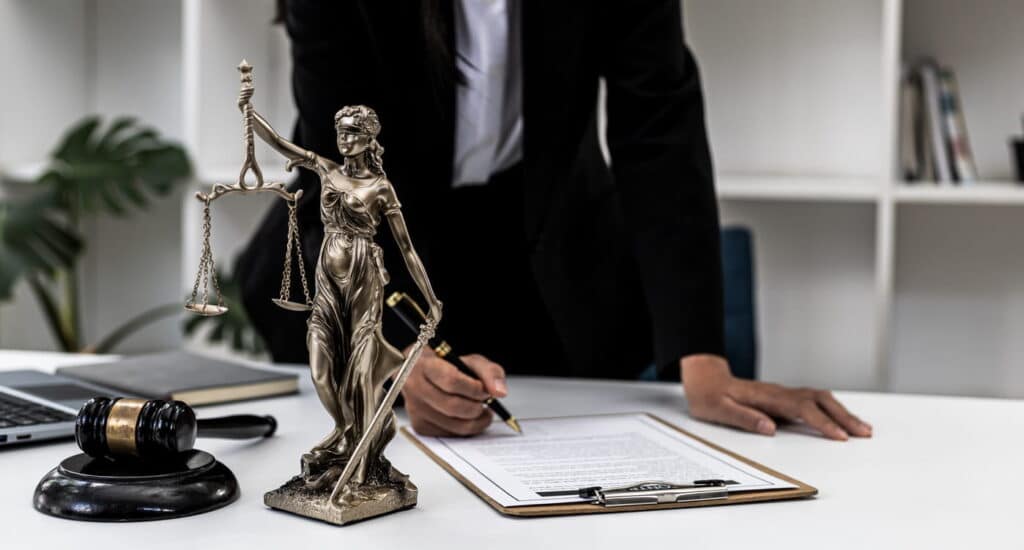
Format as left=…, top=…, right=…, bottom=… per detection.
left=33, top=450, right=239, bottom=522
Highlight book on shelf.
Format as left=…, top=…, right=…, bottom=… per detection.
left=900, top=60, right=977, bottom=186
left=939, top=69, right=978, bottom=184
left=918, top=62, right=952, bottom=183
left=900, top=69, right=933, bottom=182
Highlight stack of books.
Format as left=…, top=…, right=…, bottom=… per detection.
left=900, top=60, right=978, bottom=185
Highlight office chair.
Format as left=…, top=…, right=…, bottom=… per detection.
left=639, top=226, right=758, bottom=382
left=721, top=226, right=757, bottom=380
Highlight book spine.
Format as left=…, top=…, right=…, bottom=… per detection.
left=918, top=76, right=936, bottom=182
left=899, top=72, right=920, bottom=181
left=919, top=63, right=953, bottom=183
left=941, top=69, right=978, bottom=184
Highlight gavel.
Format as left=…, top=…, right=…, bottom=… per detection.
left=75, top=397, right=277, bottom=460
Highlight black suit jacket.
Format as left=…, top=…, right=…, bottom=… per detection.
left=237, top=0, right=724, bottom=380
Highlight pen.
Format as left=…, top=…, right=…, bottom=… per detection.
left=386, top=291, right=523, bottom=435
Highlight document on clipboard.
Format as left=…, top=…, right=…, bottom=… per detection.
left=402, top=413, right=816, bottom=517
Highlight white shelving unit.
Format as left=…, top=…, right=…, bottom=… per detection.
left=717, top=176, right=881, bottom=203
left=2, top=0, right=1023, bottom=396
left=893, top=182, right=1024, bottom=205
left=688, top=0, right=1024, bottom=396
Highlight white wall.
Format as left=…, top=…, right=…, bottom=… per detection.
left=685, top=0, right=885, bottom=179
left=892, top=205, right=1024, bottom=398
left=0, top=1, right=91, bottom=167
left=82, top=0, right=185, bottom=352
left=719, top=202, right=877, bottom=390
left=0, top=0, right=188, bottom=353
left=0, top=0, right=91, bottom=351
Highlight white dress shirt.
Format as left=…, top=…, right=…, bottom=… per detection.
left=451, top=0, right=523, bottom=187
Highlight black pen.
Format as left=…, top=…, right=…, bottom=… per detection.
left=386, top=291, right=523, bottom=435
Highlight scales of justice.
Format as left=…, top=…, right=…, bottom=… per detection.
left=185, top=60, right=442, bottom=525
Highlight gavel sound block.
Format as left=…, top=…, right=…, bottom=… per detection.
left=34, top=397, right=277, bottom=522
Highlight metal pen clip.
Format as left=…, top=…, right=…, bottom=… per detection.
left=578, top=479, right=734, bottom=508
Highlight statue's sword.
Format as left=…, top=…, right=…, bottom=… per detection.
left=328, top=323, right=434, bottom=505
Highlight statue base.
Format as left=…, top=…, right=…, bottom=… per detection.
left=264, top=469, right=417, bottom=525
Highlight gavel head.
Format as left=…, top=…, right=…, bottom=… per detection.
left=76, top=397, right=197, bottom=460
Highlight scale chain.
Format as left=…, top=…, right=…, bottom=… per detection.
left=292, top=203, right=313, bottom=306
left=279, top=199, right=314, bottom=307
left=188, top=200, right=211, bottom=309
left=186, top=199, right=224, bottom=313
left=279, top=202, right=295, bottom=302
left=206, top=201, right=224, bottom=309
left=201, top=201, right=211, bottom=307
left=187, top=62, right=308, bottom=317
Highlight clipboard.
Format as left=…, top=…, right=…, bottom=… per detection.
left=401, top=413, right=817, bottom=517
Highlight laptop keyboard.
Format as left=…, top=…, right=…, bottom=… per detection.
left=0, top=392, right=75, bottom=428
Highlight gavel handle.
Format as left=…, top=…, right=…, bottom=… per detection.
left=196, top=415, right=277, bottom=440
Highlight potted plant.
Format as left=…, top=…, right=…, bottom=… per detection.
left=0, top=116, right=192, bottom=353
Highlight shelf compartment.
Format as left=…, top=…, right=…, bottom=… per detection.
left=894, top=182, right=1024, bottom=205
left=717, top=175, right=880, bottom=202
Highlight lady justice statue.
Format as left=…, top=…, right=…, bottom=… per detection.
left=192, top=62, right=442, bottom=525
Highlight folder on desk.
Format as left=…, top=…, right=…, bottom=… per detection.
left=402, top=413, right=816, bottom=517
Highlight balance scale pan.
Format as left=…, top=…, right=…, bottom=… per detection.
left=184, top=304, right=229, bottom=316
left=272, top=299, right=312, bottom=312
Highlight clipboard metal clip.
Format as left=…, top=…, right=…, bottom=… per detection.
left=578, top=479, right=734, bottom=508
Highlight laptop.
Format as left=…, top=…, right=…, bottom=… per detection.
left=0, top=370, right=124, bottom=447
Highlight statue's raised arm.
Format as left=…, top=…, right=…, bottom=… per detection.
left=236, top=61, right=336, bottom=176
left=184, top=61, right=312, bottom=316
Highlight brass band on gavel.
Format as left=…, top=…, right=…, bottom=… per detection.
left=76, top=397, right=198, bottom=459
left=75, top=397, right=278, bottom=460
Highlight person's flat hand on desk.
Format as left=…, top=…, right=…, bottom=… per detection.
left=682, top=354, right=872, bottom=441
left=402, top=348, right=506, bottom=437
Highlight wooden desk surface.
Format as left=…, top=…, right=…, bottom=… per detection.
left=0, top=350, right=1016, bottom=549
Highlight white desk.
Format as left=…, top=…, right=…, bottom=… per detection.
left=0, top=350, right=1017, bottom=549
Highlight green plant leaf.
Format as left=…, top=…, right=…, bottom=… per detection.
left=52, top=116, right=102, bottom=164
left=44, top=116, right=192, bottom=217
left=0, top=115, right=193, bottom=351
left=0, top=191, right=83, bottom=300
left=95, top=116, right=137, bottom=151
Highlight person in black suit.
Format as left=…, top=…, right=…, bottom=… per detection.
left=238, top=0, right=871, bottom=441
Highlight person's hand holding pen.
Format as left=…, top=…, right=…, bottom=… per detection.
left=389, top=291, right=520, bottom=437
left=402, top=348, right=508, bottom=437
